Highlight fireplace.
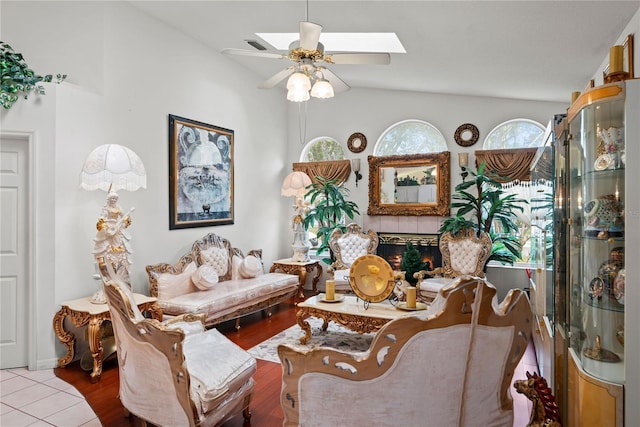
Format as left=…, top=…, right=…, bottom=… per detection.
left=376, top=233, right=441, bottom=272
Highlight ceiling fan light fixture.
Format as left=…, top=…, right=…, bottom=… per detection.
left=287, top=72, right=311, bottom=91
left=310, top=78, right=334, bottom=99
left=287, top=87, right=310, bottom=102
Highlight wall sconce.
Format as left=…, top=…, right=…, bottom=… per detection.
left=351, top=159, right=362, bottom=187
left=458, top=152, right=469, bottom=182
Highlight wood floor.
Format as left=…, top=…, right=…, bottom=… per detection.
left=54, top=293, right=537, bottom=426
left=54, top=297, right=300, bottom=427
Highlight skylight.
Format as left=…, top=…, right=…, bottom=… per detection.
left=256, top=32, right=406, bottom=53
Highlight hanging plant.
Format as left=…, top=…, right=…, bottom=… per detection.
left=1, top=42, right=66, bottom=109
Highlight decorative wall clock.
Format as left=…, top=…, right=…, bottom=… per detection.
left=347, top=132, right=367, bottom=153
left=454, top=123, right=480, bottom=147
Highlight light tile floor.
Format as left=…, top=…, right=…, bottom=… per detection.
left=0, top=340, right=538, bottom=427
left=0, top=367, right=99, bottom=427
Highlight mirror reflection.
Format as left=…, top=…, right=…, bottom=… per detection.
left=368, top=152, right=451, bottom=216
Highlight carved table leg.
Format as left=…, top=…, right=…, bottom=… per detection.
left=52, top=307, right=75, bottom=368
left=297, top=267, right=308, bottom=300
left=87, top=316, right=105, bottom=383
left=296, top=309, right=312, bottom=344
left=309, top=262, right=322, bottom=294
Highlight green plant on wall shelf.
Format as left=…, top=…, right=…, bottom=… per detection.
left=1, top=42, right=67, bottom=109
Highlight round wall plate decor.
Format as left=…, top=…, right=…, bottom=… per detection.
left=347, top=132, right=367, bottom=153
left=454, top=123, right=480, bottom=147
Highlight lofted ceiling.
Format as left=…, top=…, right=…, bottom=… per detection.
left=129, top=0, right=639, bottom=103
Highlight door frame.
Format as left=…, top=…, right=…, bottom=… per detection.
left=1, top=131, right=36, bottom=369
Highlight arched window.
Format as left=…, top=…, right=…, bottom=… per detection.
left=481, top=118, right=547, bottom=264
left=300, top=137, right=345, bottom=162
left=483, top=118, right=545, bottom=149
left=374, top=119, right=447, bottom=156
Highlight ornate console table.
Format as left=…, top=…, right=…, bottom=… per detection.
left=270, top=258, right=322, bottom=299
left=53, top=293, right=161, bottom=382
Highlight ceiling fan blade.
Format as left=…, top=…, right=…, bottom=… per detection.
left=321, top=68, right=350, bottom=93
left=299, top=21, right=322, bottom=51
left=221, top=48, right=287, bottom=60
left=258, top=67, right=295, bottom=89
left=327, top=52, right=391, bottom=65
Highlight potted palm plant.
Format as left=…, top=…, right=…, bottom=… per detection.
left=302, top=176, right=359, bottom=264
left=440, top=162, right=527, bottom=267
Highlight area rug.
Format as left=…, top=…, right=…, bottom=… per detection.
left=248, top=317, right=374, bottom=363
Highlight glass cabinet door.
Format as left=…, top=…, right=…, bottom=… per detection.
left=567, top=83, right=625, bottom=384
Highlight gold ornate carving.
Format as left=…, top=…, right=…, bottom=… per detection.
left=328, top=223, right=379, bottom=272
left=367, top=152, right=451, bottom=216
left=270, top=260, right=323, bottom=297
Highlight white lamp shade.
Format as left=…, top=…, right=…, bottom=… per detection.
left=287, top=72, right=311, bottom=91
left=281, top=171, right=312, bottom=198
left=80, top=144, right=147, bottom=192
left=287, top=87, right=310, bottom=102
left=310, top=79, right=334, bottom=99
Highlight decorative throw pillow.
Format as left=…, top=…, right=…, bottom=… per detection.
left=191, top=264, right=219, bottom=291
left=156, top=262, right=198, bottom=300
left=231, top=255, right=264, bottom=280
left=200, top=247, right=229, bottom=277
left=239, top=255, right=263, bottom=279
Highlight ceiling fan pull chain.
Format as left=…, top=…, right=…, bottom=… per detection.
left=298, top=101, right=308, bottom=145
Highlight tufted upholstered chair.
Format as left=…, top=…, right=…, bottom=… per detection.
left=328, top=223, right=379, bottom=292
left=414, top=228, right=492, bottom=302
left=103, top=277, right=256, bottom=426
left=278, top=276, right=532, bottom=427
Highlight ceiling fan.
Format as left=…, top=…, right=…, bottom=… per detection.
left=222, top=21, right=391, bottom=101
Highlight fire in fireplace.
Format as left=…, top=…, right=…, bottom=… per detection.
left=376, top=233, right=441, bottom=272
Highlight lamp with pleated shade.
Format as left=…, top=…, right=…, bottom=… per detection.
left=281, top=171, right=312, bottom=261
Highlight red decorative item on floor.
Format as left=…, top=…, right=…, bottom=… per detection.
left=514, top=371, right=562, bottom=427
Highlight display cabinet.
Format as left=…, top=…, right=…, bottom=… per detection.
left=562, top=79, right=639, bottom=426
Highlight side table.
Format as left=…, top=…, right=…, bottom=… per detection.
left=53, top=293, right=161, bottom=382
left=270, top=258, right=322, bottom=299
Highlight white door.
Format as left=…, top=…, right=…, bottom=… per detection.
left=0, top=135, right=29, bottom=368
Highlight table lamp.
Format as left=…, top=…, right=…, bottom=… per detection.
left=80, top=144, right=147, bottom=303
left=281, top=171, right=312, bottom=262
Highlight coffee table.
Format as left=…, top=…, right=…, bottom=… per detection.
left=296, top=294, right=424, bottom=344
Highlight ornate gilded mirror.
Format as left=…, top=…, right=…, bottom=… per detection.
left=367, top=152, right=450, bottom=216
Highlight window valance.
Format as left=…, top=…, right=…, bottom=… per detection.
left=474, top=148, right=538, bottom=182
left=293, top=160, right=351, bottom=185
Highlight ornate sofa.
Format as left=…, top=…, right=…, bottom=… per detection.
left=278, top=276, right=532, bottom=427
left=146, top=233, right=299, bottom=329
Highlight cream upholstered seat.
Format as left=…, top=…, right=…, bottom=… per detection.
left=328, top=223, right=379, bottom=291
left=278, top=276, right=532, bottom=427
left=103, top=277, right=256, bottom=427
left=414, top=228, right=492, bottom=302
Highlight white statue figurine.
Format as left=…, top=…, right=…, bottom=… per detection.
left=93, top=191, right=135, bottom=284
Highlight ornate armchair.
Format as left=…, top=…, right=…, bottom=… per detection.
left=414, top=228, right=492, bottom=302
left=103, top=278, right=256, bottom=426
left=328, top=223, right=379, bottom=291
left=278, top=276, right=532, bottom=427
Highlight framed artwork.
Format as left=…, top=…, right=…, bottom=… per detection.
left=168, top=114, right=234, bottom=229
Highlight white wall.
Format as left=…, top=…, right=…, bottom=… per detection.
left=1, top=1, right=289, bottom=368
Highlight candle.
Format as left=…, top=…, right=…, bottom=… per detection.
left=571, top=91, right=581, bottom=103
left=610, top=45, right=623, bottom=73
left=458, top=152, right=469, bottom=169
left=406, top=286, right=416, bottom=309
left=325, top=280, right=335, bottom=300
